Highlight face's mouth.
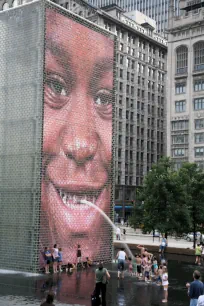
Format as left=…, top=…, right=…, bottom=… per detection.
left=56, top=187, right=100, bottom=210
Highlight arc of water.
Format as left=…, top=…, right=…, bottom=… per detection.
left=80, top=199, right=133, bottom=258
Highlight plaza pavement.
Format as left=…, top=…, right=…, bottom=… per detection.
left=113, top=226, right=194, bottom=249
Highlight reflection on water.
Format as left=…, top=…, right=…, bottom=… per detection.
left=0, top=256, right=203, bottom=306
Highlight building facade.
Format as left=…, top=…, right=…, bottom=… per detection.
left=167, top=0, right=204, bottom=170
left=0, top=0, right=167, bottom=219
left=86, top=0, right=179, bottom=35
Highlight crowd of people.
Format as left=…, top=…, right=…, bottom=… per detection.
left=43, top=244, right=92, bottom=274
left=41, top=240, right=204, bottom=306
left=116, top=246, right=169, bottom=303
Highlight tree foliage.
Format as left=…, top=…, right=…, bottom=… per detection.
left=130, top=158, right=204, bottom=239
left=177, top=163, right=204, bottom=247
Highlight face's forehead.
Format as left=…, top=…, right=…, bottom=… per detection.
left=46, top=10, right=114, bottom=60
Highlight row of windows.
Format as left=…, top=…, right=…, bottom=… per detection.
left=175, top=80, right=204, bottom=94
left=118, top=54, right=165, bottom=73
left=172, top=133, right=204, bottom=144
left=176, top=42, right=204, bottom=74
left=172, top=148, right=204, bottom=158
left=118, top=69, right=164, bottom=83
left=173, top=98, right=204, bottom=112
left=172, top=119, right=204, bottom=131
left=172, top=135, right=188, bottom=144
left=172, top=120, right=189, bottom=130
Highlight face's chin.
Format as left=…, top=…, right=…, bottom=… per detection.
left=40, top=176, right=111, bottom=262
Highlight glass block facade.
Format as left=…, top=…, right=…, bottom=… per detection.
left=0, top=0, right=115, bottom=272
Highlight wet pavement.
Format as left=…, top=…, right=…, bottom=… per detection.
left=0, top=255, right=203, bottom=306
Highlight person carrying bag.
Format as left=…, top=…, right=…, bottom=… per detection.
left=92, top=262, right=110, bottom=306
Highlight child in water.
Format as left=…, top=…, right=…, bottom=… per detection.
left=153, top=256, right=158, bottom=276
left=132, top=255, right=137, bottom=276
left=128, top=257, right=133, bottom=276
left=157, top=265, right=163, bottom=285
left=143, top=261, right=152, bottom=282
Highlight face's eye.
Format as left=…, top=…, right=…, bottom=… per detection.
left=44, top=73, right=70, bottom=109
left=95, top=89, right=112, bottom=106
left=46, top=77, right=68, bottom=97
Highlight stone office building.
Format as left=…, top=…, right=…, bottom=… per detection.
left=87, top=0, right=179, bottom=36
left=0, top=0, right=167, bottom=219
left=167, top=0, right=204, bottom=170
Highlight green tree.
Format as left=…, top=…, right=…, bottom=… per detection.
left=178, top=163, right=204, bottom=248
left=129, top=200, right=144, bottom=230
left=131, top=157, right=191, bottom=237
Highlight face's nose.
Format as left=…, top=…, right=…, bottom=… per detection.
left=60, top=94, right=98, bottom=165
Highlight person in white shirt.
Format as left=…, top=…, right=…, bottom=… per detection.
left=52, top=244, right=59, bottom=273
left=116, top=227, right=121, bottom=240
left=162, top=266, right=169, bottom=303
left=197, top=295, right=204, bottom=306
left=116, top=248, right=127, bottom=279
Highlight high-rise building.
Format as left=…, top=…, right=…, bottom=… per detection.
left=0, top=0, right=167, bottom=219
left=167, top=0, right=204, bottom=170
left=86, top=0, right=179, bottom=35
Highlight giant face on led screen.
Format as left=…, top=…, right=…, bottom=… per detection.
left=40, top=9, right=114, bottom=263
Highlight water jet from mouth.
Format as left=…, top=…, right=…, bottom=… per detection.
left=80, top=199, right=133, bottom=259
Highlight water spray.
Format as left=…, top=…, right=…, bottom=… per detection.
left=80, top=199, right=134, bottom=258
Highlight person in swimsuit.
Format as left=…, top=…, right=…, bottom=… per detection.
left=136, top=254, right=142, bottom=278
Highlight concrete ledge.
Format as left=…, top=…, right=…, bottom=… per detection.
left=114, top=241, right=195, bottom=256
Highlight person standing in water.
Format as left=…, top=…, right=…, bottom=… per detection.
left=95, top=262, right=110, bottom=306
left=116, top=248, right=127, bottom=279
left=162, top=266, right=169, bottom=303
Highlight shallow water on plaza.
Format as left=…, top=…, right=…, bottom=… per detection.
left=0, top=255, right=203, bottom=306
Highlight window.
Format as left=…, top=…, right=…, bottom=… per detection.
left=119, top=122, right=122, bottom=131
left=176, top=83, right=186, bottom=94
left=119, top=109, right=122, bottom=119
left=172, top=120, right=189, bottom=130
left=195, top=147, right=204, bottom=157
left=174, top=162, right=183, bottom=171
left=120, top=55, right=123, bottom=65
left=176, top=46, right=188, bottom=74
left=196, top=161, right=204, bottom=170
left=194, top=79, right=204, bottom=91
left=131, top=73, right=134, bottom=82
left=195, top=133, right=204, bottom=143
left=104, top=22, right=112, bottom=31
left=172, top=135, right=188, bottom=144
left=173, top=148, right=185, bottom=157
left=194, top=98, right=204, bottom=110
left=119, top=43, right=123, bottom=51
left=3, top=2, right=9, bottom=9
left=175, top=100, right=186, bottom=113
left=195, top=119, right=204, bottom=129
left=12, top=0, right=18, bottom=7
left=194, top=41, right=204, bottom=71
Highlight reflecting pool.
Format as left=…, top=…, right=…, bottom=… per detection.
left=0, top=255, right=203, bottom=306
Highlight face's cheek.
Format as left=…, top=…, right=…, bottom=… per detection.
left=43, top=107, right=62, bottom=154
left=96, top=118, right=112, bottom=166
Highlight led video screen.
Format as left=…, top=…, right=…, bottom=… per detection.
left=40, top=8, right=115, bottom=264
